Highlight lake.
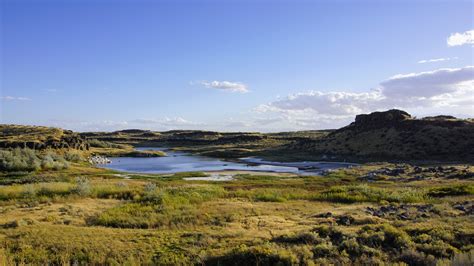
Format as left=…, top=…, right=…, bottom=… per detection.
left=98, top=147, right=357, bottom=175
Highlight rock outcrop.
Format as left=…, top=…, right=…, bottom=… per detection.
left=291, top=109, right=474, bottom=162
left=351, top=109, right=412, bottom=130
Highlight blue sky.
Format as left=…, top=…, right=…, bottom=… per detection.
left=1, top=0, right=473, bottom=132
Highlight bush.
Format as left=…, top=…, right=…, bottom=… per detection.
left=0, top=148, right=41, bottom=172
left=152, top=245, right=195, bottom=265
left=0, top=148, right=72, bottom=172
left=88, top=139, right=124, bottom=148
left=72, top=177, right=91, bottom=196
left=92, top=183, right=140, bottom=200
left=312, top=243, right=338, bottom=258
left=397, top=250, right=436, bottom=266
left=204, top=244, right=297, bottom=266
left=21, top=185, right=37, bottom=199
left=64, top=151, right=84, bottom=162
left=313, top=225, right=345, bottom=243
left=357, top=224, right=412, bottom=252
left=273, top=232, right=323, bottom=245
left=340, top=238, right=382, bottom=258
left=41, top=152, right=69, bottom=170
left=416, top=240, right=458, bottom=258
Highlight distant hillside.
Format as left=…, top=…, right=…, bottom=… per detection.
left=82, top=129, right=292, bottom=145
left=0, top=125, right=89, bottom=150
left=2, top=109, right=472, bottom=162
left=289, top=109, right=474, bottom=162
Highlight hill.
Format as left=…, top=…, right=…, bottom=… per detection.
left=289, top=109, right=474, bottom=162
left=0, top=124, right=89, bottom=150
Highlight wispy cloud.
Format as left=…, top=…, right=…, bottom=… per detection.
left=1, top=96, right=31, bottom=101
left=447, top=29, right=474, bottom=47
left=195, top=80, right=249, bottom=93
left=130, top=117, right=200, bottom=126
left=417, top=57, right=458, bottom=64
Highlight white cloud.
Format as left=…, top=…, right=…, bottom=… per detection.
left=447, top=30, right=474, bottom=47
left=256, top=66, right=474, bottom=129
left=130, top=117, right=200, bottom=126
left=381, top=66, right=474, bottom=99
left=1, top=96, right=31, bottom=101
left=196, top=80, right=248, bottom=93
left=417, top=57, right=457, bottom=64
left=260, top=90, right=384, bottom=116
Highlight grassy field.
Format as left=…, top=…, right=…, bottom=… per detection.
left=0, top=156, right=473, bottom=265
left=0, top=123, right=473, bottom=264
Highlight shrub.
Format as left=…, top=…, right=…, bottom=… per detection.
left=0, top=148, right=41, bottom=172
left=273, top=232, right=323, bottom=245
left=152, top=245, right=195, bottom=265
left=204, top=244, right=297, bottom=266
left=144, top=182, right=157, bottom=194
left=72, top=177, right=91, bottom=196
left=64, top=151, right=84, bottom=162
left=357, top=224, right=412, bottom=252
left=449, top=251, right=474, bottom=266
left=313, top=225, right=345, bottom=243
left=312, top=243, right=338, bottom=258
left=0, top=148, right=73, bottom=172
left=41, top=152, right=69, bottom=170
left=416, top=240, right=458, bottom=258
left=340, top=238, right=382, bottom=258
left=93, top=183, right=140, bottom=200
left=21, top=185, right=37, bottom=199
left=396, top=250, right=436, bottom=266
left=88, top=139, right=124, bottom=148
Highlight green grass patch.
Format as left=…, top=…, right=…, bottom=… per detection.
left=427, top=184, right=474, bottom=197
left=163, top=171, right=210, bottom=179
left=313, top=184, right=427, bottom=203
left=92, top=184, right=226, bottom=228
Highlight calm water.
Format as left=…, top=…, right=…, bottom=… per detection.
left=98, top=147, right=356, bottom=175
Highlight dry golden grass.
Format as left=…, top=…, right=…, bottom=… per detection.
left=0, top=125, right=64, bottom=143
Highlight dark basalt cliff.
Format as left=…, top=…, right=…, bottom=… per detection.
left=353, top=109, right=412, bottom=128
